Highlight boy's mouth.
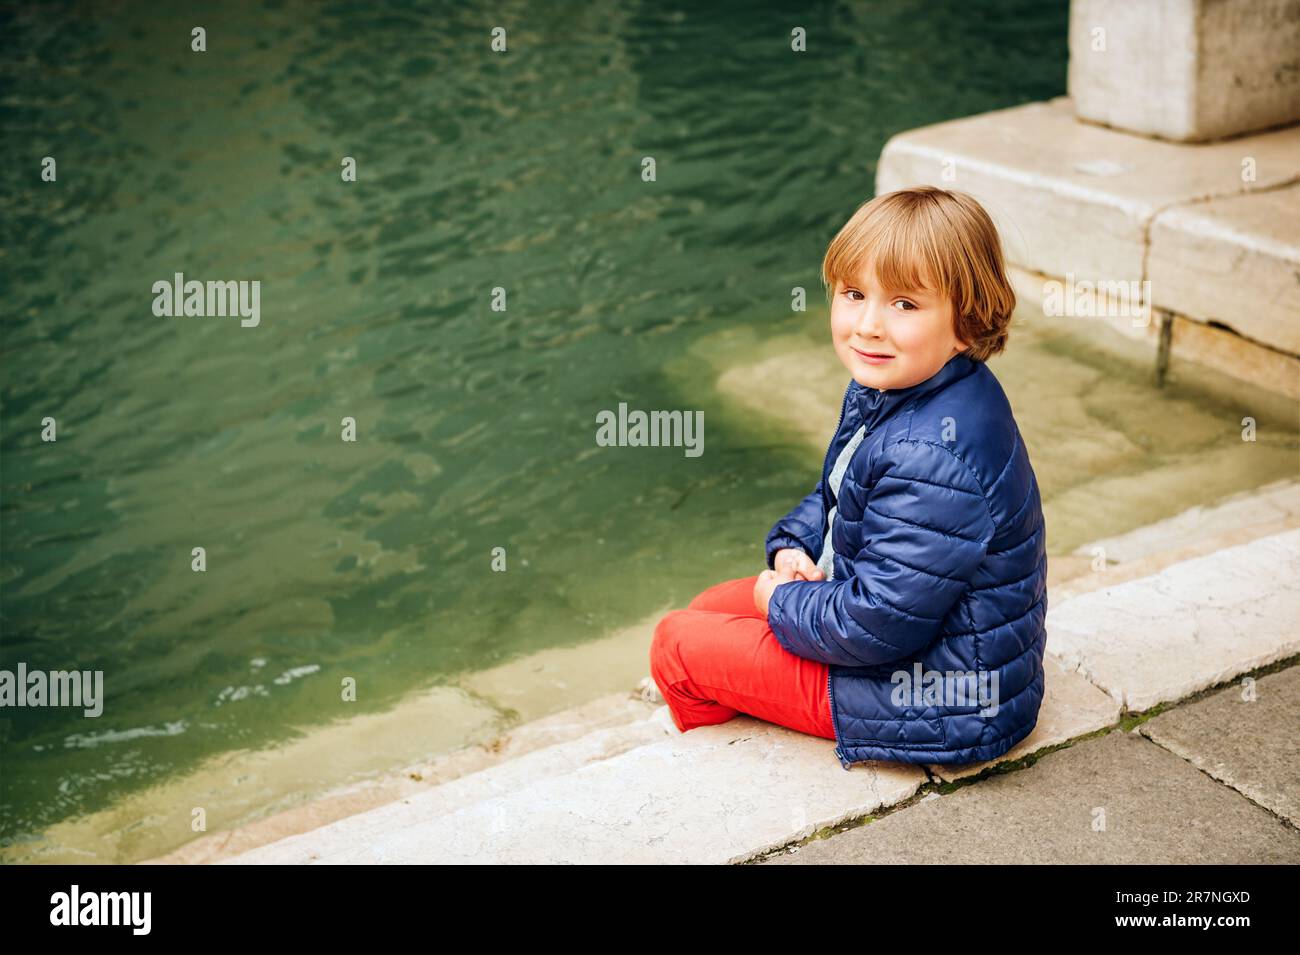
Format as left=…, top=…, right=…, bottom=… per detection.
left=851, top=346, right=894, bottom=361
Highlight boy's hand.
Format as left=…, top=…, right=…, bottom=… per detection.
left=754, top=566, right=792, bottom=617
left=773, top=547, right=825, bottom=582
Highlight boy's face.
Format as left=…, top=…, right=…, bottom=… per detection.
left=830, top=265, right=968, bottom=391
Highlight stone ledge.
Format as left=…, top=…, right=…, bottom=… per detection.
left=221, top=717, right=927, bottom=865
left=1005, top=264, right=1300, bottom=401
left=1149, top=185, right=1300, bottom=354
left=142, top=691, right=658, bottom=864
left=1047, top=528, right=1300, bottom=712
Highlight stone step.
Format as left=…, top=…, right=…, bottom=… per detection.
left=1047, top=528, right=1300, bottom=712
left=143, top=691, right=658, bottom=864
left=222, top=714, right=929, bottom=864
left=1149, top=184, right=1300, bottom=355
left=218, top=704, right=671, bottom=864
left=220, top=649, right=1121, bottom=862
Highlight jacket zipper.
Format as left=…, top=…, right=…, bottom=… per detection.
left=823, top=383, right=852, bottom=770
left=827, top=667, right=851, bottom=770
left=820, top=381, right=852, bottom=521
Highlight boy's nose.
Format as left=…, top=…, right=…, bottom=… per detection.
left=855, top=301, right=888, bottom=338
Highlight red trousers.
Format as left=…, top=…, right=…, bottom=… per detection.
left=649, top=575, right=836, bottom=739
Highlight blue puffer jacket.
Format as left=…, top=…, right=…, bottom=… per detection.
left=764, top=353, right=1047, bottom=769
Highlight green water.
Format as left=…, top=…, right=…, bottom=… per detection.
left=0, top=0, right=1084, bottom=856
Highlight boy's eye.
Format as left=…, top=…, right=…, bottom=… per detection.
left=841, top=288, right=917, bottom=309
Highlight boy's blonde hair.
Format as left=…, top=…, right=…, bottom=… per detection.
left=821, top=186, right=1016, bottom=362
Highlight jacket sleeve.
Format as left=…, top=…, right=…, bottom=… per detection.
left=766, top=439, right=996, bottom=666
left=763, top=479, right=827, bottom=570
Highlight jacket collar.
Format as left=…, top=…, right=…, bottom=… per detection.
left=853, top=352, right=978, bottom=432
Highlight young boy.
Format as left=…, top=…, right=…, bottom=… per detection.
left=650, top=186, right=1048, bottom=769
